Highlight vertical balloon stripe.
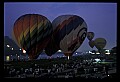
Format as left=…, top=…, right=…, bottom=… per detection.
left=22, top=15, right=30, bottom=35
left=43, top=22, right=51, bottom=39
left=24, top=33, right=30, bottom=44
left=37, top=16, right=44, bottom=42
left=30, top=23, right=37, bottom=34
left=17, top=17, right=24, bottom=47
left=37, top=15, right=43, bottom=29
left=31, top=28, right=37, bottom=46
left=23, top=16, right=31, bottom=39
left=37, top=23, right=44, bottom=42
left=43, top=19, right=48, bottom=30
left=32, top=15, right=38, bottom=57
left=21, top=15, right=29, bottom=50
left=29, top=15, right=36, bottom=49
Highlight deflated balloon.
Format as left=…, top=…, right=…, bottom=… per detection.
left=52, top=15, right=87, bottom=56
left=13, top=14, right=53, bottom=59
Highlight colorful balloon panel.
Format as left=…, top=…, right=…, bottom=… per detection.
left=13, top=14, right=52, bottom=59
left=87, top=32, right=94, bottom=41
left=94, top=38, right=106, bottom=50
left=52, top=15, right=87, bottom=56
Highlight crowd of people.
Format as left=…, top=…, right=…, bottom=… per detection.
left=4, top=57, right=116, bottom=79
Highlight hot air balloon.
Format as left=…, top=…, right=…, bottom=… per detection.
left=88, top=40, right=95, bottom=48
left=52, top=15, right=87, bottom=57
left=45, top=35, right=60, bottom=56
left=87, top=32, right=94, bottom=41
left=12, top=14, right=53, bottom=59
left=94, top=38, right=107, bottom=53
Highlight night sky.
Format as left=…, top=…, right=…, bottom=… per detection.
left=4, top=2, right=117, bottom=52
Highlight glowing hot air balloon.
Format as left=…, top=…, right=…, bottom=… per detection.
left=12, top=14, right=53, bottom=59
left=87, top=32, right=94, bottom=41
left=52, top=15, right=87, bottom=57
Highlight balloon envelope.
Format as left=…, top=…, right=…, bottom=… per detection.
left=45, top=35, right=60, bottom=56
left=87, top=32, right=94, bottom=41
left=13, top=14, right=53, bottom=59
left=94, top=38, right=106, bottom=50
left=89, top=40, right=95, bottom=48
left=52, top=15, right=87, bottom=56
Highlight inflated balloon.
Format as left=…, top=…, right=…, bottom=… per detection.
left=13, top=14, right=53, bottom=59
left=87, top=32, right=94, bottom=41
left=45, top=35, right=60, bottom=56
left=94, top=38, right=106, bottom=50
left=89, top=40, right=95, bottom=48
left=52, top=15, right=87, bottom=56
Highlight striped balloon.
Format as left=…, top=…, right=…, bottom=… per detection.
left=52, top=15, right=87, bottom=56
left=13, top=14, right=52, bottom=59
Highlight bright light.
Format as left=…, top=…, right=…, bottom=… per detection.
left=18, top=56, right=19, bottom=58
left=105, top=52, right=110, bottom=55
left=88, top=51, right=92, bottom=54
left=96, top=52, right=100, bottom=54
left=76, top=53, right=77, bottom=54
left=58, top=50, right=62, bottom=52
left=11, top=48, right=14, bottom=50
left=19, top=48, right=22, bottom=50
left=105, top=50, right=109, bottom=52
left=68, top=56, right=69, bottom=60
left=7, top=45, right=10, bottom=47
left=6, top=56, right=10, bottom=61
left=108, top=75, right=109, bottom=76
left=23, top=50, right=26, bottom=53
left=94, top=58, right=101, bottom=62
left=91, top=53, right=95, bottom=54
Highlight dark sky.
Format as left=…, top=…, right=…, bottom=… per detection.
left=4, top=2, right=117, bottom=52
